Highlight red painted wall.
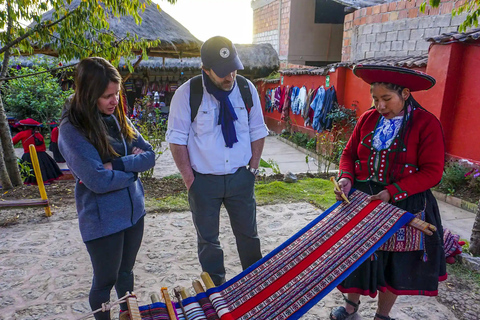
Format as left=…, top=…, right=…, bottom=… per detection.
left=255, top=42, right=480, bottom=163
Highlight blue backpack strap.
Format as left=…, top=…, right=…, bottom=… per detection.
left=189, top=75, right=203, bottom=122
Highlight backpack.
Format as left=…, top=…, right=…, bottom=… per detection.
left=189, top=74, right=254, bottom=122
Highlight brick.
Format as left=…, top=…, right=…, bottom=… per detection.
left=441, top=2, right=454, bottom=15
left=397, top=1, right=407, bottom=10
left=398, top=29, right=410, bottom=40
left=387, top=31, right=398, bottom=41
left=452, top=12, right=468, bottom=26
left=406, top=0, right=416, bottom=9
left=360, top=8, right=367, bottom=16
left=408, top=8, right=418, bottom=18
left=435, top=14, right=452, bottom=27
left=395, top=50, right=409, bottom=56
left=354, top=10, right=361, bottom=19
left=366, top=7, right=373, bottom=15
left=392, top=40, right=403, bottom=50
left=440, top=26, right=458, bottom=34
left=374, top=14, right=383, bottom=23
left=373, top=23, right=382, bottom=33
left=406, top=18, right=419, bottom=29
left=360, top=17, right=366, bottom=25
left=354, top=18, right=362, bottom=26
left=376, top=51, right=386, bottom=58
left=381, top=3, right=389, bottom=13
left=410, top=28, right=425, bottom=40
left=407, top=49, right=424, bottom=55
left=429, top=6, right=440, bottom=15
left=424, top=27, right=441, bottom=37
left=345, top=13, right=354, bottom=22
left=365, top=51, right=375, bottom=58
left=416, top=40, right=430, bottom=50
left=366, top=15, right=374, bottom=24
left=396, top=19, right=407, bottom=30
left=381, top=41, right=392, bottom=51
left=343, top=38, right=351, bottom=47
left=363, top=24, right=373, bottom=34
left=419, top=16, right=436, bottom=28
left=373, top=5, right=381, bottom=14
left=398, top=9, right=408, bottom=20
left=388, top=2, right=397, bottom=11
left=376, top=32, right=387, bottom=42
left=366, top=34, right=376, bottom=42
left=389, top=11, right=399, bottom=21
left=382, top=21, right=394, bottom=32
left=371, top=41, right=381, bottom=51
left=404, top=40, right=417, bottom=50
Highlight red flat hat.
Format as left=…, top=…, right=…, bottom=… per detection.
left=353, top=64, right=436, bottom=92
left=19, top=118, right=42, bottom=126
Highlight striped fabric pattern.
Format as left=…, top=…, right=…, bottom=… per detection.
left=135, top=190, right=414, bottom=320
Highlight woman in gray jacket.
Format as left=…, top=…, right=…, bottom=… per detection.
left=59, top=57, right=155, bottom=320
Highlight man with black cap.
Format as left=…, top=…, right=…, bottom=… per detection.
left=166, top=36, right=269, bottom=286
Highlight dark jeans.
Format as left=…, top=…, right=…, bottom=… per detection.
left=188, top=167, right=262, bottom=286
left=85, top=217, right=144, bottom=320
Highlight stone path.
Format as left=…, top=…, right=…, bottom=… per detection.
left=0, top=202, right=459, bottom=320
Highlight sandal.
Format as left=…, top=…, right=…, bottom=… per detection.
left=329, top=294, right=361, bottom=320
left=374, top=313, right=395, bottom=320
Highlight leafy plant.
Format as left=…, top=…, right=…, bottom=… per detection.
left=3, top=66, right=74, bottom=125
left=137, top=120, right=167, bottom=179
left=440, top=161, right=470, bottom=192
left=17, top=159, right=34, bottom=182
left=290, top=131, right=310, bottom=148
left=306, top=137, right=316, bottom=151
left=267, top=159, right=281, bottom=174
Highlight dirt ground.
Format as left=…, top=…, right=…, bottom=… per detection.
left=1, top=174, right=479, bottom=319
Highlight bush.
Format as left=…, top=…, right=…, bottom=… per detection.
left=290, top=131, right=310, bottom=148
left=441, top=161, right=470, bottom=192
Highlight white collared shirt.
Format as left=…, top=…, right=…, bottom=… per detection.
left=166, top=77, right=269, bottom=175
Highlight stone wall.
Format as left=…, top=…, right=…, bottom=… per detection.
left=342, top=0, right=467, bottom=61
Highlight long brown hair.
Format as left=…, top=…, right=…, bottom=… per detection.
left=63, top=57, right=135, bottom=159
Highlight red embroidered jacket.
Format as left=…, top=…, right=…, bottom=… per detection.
left=12, top=129, right=46, bottom=153
left=338, top=108, right=445, bottom=203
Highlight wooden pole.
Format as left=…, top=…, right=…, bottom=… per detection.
left=29, top=144, right=51, bottom=216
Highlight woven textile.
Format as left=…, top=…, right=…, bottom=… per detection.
left=133, top=190, right=414, bottom=320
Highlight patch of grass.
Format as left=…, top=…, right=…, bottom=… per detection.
left=163, top=173, right=183, bottom=180
left=255, top=178, right=336, bottom=209
left=146, top=192, right=189, bottom=212
left=446, top=262, right=480, bottom=291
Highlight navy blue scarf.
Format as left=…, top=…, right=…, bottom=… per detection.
left=202, top=70, right=238, bottom=148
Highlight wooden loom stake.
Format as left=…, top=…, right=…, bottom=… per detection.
left=125, top=292, right=142, bottom=320
left=330, top=176, right=351, bottom=204
left=161, top=287, right=177, bottom=320
left=29, top=144, right=52, bottom=216
left=174, top=286, right=189, bottom=320
left=192, top=280, right=205, bottom=294
left=200, top=271, right=216, bottom=290
left=329, top=176, right=436, bottom=235
left=150, top=292, right=161, bottom=303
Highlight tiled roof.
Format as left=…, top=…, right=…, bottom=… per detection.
left=278, top=54, right=428, bottom=76
left=426, top=27, right=480, bottom=44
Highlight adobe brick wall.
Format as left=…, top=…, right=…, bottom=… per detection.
left=342, top=0, right=467, bottom=62
left=252, top=0, right=291, bottom=61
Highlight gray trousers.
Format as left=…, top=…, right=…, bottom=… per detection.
left=188, top=166, right=262, bottom=286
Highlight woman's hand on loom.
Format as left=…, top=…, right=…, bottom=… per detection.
left=335, top=178, right=352, bottom=202
left=369, top=190, right=391, bottom=203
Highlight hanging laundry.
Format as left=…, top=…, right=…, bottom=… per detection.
left=319, top=86, right=338, bottom=131
left=291, top=86, right=307, bottom=115
left=311, top=86, right=326, bottom=132
left=281, top=86, right=293, bottom=120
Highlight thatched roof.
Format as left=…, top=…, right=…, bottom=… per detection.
left=9, top=43, right=280, bottom=78
left=32, top=0, right=202, bottom=58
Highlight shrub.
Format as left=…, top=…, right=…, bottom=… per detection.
left=441, top=161, right=470, bottom=192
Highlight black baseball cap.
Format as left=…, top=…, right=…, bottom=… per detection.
left=201, top=36, right=244, bottom=78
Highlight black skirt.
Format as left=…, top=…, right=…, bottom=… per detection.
left=337, top=181, right=447, bottom=297
left=48, top=142, right=66, bottom=163
left=20, top=151, right=63, bottom=184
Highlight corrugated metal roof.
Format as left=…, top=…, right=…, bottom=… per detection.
left=426, top=27, right=480, bottom=44
left=332, top=0, right=396, bottom=9
left=278, top=55, right=428, bottom=76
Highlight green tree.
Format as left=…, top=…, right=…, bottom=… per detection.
left=421, top=0, right=480, bottom=32
left=0, top=0, right=176, bottom=189
left=3, top=65, right=74, bottom=125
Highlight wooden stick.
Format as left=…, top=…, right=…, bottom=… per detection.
left=161, top=287, right=177, bottom=320
left=174, top=286, right=189, bottom=320
left=200, top=271, right=216, bottom=290
left=409, top=217, right=436, bottom=236
left=150, top=293, right=161, bottom=303
left=125, top=292, right=142, bottom=320
left=330, top=176, right=351, bottom=204
left=192, top=280, right=205, bottom=294
left=29, top=144, right=52, bottom=216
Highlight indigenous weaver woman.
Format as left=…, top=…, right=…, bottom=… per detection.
left=59, top=57, right=155, bottom=320
left=12, top=118, right=63, bottom=184
left=330, top=65, right=446, bottom=320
